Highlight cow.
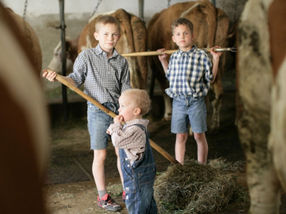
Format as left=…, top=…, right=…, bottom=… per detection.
left=268, top=0, right=286, bottom=192
left=147, top=0, right=231, bottom=131
left=2, top=7, right=42, bottom=74
left=48, top=9, right=148, bottom=89
left=237, top=0, right=286, bottom=213
left=0, top=3, right=49, bottom=214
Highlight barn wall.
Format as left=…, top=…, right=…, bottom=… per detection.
left=2, top=0, right=247, bottom=69
left=2, top=0, right=247, bottom=23
left=2, top=0, right=247, bottom=120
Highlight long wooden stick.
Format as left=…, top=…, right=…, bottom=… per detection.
left=46, top=69, right=178, bottom=164
left=122, top=47, right=236, bottom=57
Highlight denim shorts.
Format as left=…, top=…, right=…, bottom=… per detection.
left=87, top=102, right=118, bottom=150
left=171, top=96, right=207, bottom=134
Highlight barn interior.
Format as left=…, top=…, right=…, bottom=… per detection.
left=1, top=0, right=286, bottom=213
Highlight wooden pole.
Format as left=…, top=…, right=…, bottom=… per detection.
left=45, top=69, right=178, bottom=164
left=121, top=47, right=236, bottom=57
left=122, top=50, right=176, bottom=57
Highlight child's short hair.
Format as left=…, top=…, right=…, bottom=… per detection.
left=121, top=89, right=151, bottom=116
left=171, top=17, right=193, bottom=34
left=95, top=15, right=120, bottom=33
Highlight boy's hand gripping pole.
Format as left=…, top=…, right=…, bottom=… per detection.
left=45, top=69, right=178, bottom=164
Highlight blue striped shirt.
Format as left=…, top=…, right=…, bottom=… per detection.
left=68, top=45, right=131, bottom=105
left=165, top=46, right=213, bottom=98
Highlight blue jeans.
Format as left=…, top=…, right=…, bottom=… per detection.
left=124, top=176, right=157, bottom=214
left=120, top=124, right=157, bottom=214
left=171, top=96, right=207, bottom=134
left=87, top=102, right=118, bottom=150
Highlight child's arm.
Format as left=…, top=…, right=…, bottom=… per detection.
left=209, top=46, right=222, bottom=83
left=121, top=60, right=131, bottom=91
left=157, top=48, right=169, bottom=73
left=107, top=122, right=145, bottom=150
left=42, top=69, right=76, bottom=87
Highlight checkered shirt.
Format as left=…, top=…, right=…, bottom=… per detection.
left=68, top=44, right=131, bottom=105
left=165, top=46, right=213, bottom=98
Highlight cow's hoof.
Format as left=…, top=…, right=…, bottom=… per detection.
left=164, top=113, right=172, bottom=121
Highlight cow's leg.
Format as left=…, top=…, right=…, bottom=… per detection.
left=149, top=57, right=172, bottom=120
left=237, top=0, right=281, bottom=212
left=208, top=73, right=223, bottom=131
left=269, top=59, right=286, bottom=191
left=131, top=15, right=148, bottom=89
left=237, top=108, right=281, bottom=214
left=163, top=93, right=172, bottom=120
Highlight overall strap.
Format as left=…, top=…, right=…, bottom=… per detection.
left=132, top=123, right=145, bottom=131
left=132, top=123, right=149, bottom=138
left=130, top=123, right=154, bottom=169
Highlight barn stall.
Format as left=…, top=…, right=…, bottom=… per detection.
left=2, top=0, right=286, bottom=213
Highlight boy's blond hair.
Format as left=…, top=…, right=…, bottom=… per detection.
left=95, top=15, right=120, bottom=33
left=121, top=89, right=151, bottom=116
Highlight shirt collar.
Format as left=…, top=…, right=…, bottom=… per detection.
left=124, top=119, right=149, bottom=127
left=94, top=44, right=119, bottom=58
left=178, top=45, right=197, bottom=56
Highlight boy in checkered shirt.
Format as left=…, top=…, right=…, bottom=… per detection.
left=158, top=17, right=222, bottom=165
left=43, top=15, right=130, bottom=212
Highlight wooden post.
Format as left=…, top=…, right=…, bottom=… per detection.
left=211, top=0, right=216, bottom=7
left=59, top=0, right=68, bottom=121
left=138, top=0, right=144, bottom=20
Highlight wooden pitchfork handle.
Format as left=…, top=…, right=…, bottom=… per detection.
left=45, top=69, right=178, bottom=164
left=121, top=47, right=237, bottom=57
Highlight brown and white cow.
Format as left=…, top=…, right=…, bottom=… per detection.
left=48, top=9, right=148, bottom=89
left=0, top=4, right=49, bottom=214
left=2, top=7, right=42, bottom=74
left=147, top=0, right=231, bottom=130
left=268, top=0, right=286, bottom=193
left=237, top=0, right=286, bottom=213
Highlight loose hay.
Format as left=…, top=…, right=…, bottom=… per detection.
left=154, top=159, right=238, bottom=214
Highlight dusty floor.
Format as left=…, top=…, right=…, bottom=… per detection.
left=44, top=101, right=286, bottom=214
left=42, top=68, right=285, bottom=214
left=43, top=88, right=251, bottom=214
left=44, top=119, right=246, bottom=214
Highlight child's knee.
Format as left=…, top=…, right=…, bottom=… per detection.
left=194, top=132, right=205, bottom=142
left=176, top=133, right=188, bottom=142
left=93, top=150, right=106, bottom=162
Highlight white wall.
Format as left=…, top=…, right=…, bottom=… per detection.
left=2, top=0, right=190, bottom=20
left=1, top=0, right=246, bottom=69
left=2, top=0, right=247, bottom=25
left=1, top=0, right=246, bottom=101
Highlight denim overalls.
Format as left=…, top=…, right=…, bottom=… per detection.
left=119, top=124, right=157, bottom=214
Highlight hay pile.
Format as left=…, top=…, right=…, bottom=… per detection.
left=154, top=159, right=243, bottom=214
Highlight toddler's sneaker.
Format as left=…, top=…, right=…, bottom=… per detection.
left=97, top=193, right=121, bottom=212
left=122, top=191, right=126, bottom=203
